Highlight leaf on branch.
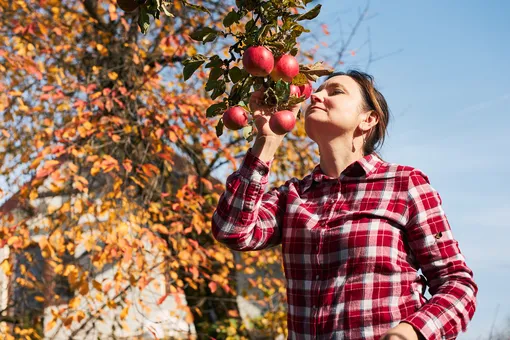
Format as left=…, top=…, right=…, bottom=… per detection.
left=223, top=10, right=241, bottom=28
left=182, top=54, right=207, bottom=81
left=210, top=80, right=226, bottom=100
left=228, top=66, right=243, bottom=83
left=208, top=281, right=217, bottom=293
left=206, top=102, right=227, bottom=118
left=208, top=67, right=223, bottom=82
left=205, top=55, right=223, bottom=69
left=215, top=118, right=224, bottom=137
left=138, top=7, right=151, bottom=35
left=300, top=62, right=334, bottom=81
left=181, top=1, right=211, bottom=15
left=243, top=125, right=254, bottom=142
left=190, top=27, right=218, bottom=43
left=295, top=4, right=321, bottom=21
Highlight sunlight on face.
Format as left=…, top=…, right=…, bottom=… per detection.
left=304, top=75, right=365, bottom=142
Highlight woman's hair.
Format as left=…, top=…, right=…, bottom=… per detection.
left=325, top=69, right=390, bottom=157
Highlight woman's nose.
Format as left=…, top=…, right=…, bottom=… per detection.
left=310, top=93, right=323, bottom=104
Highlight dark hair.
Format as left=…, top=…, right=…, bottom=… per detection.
left=325, top=69, right=390, bottom=157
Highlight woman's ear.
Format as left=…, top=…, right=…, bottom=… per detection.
left=360, top=110, right=379, bottom=131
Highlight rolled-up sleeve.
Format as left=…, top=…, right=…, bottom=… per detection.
left=402, top=169, right=478, bottom=340
left=211, top=148, right=288, bottom=251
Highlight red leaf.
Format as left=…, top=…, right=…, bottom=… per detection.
left=208, top=282, right=217, bottom=293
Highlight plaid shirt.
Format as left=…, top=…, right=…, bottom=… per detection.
left=212, top=148, right=477, bottom=340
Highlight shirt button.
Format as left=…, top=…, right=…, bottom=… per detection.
left=316, top=274, right=320, bottom=280
left=258, top=169, right=268, bottom=175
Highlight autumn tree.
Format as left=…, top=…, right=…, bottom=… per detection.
left=0, top=0, right=375, bottom=338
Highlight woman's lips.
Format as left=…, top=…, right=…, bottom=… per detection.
left=307, top=106, right=326, bottom=115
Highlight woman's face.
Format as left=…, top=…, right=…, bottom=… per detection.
left=304, top=75, right=368, bottom=142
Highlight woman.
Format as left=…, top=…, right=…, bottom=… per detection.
left=211, top=70, right=478, bottom=340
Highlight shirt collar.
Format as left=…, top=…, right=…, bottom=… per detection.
left=303, top=153, right=383, bottom=193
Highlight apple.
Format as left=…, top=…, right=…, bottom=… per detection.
left=242, top=46, right=274, bottom=77
left=269, top=110, right=296, bottom=135
left=289, top=85, right=301, bottom=97
left=270, top=54, right=299, bottom=83
left=118, top=0, right=143, bottom=12
left=223, top=106, right=249, bottom=130
left=298, top=81, right=313, bottom=99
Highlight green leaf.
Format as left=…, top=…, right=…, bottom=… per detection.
left=256, top=24, right=271, bottom=42
left=203, top=32, right=218, bottom=43
left=215, top=119, right=224, bottom=137
left=209, top=67, right=223, bottom=82
left=205, top=55, right=224, bottom=69
left=206, top=102, right=228, bottom=118
left=223, top=10, right=241, bottom=28
left=183, top=61, right=204, bottom=81
left=205, top=79, right=220, bottom=92
left=181, top=0, right=211, bottom=15
left=228, top=67, right=243, bottom=83
left=274, top=79, right=290, bottom=100
left=245, top=19, right=256, bottom=33
left=138, top=7, right=151, bottom=35
left=243, top=125, right=254, bottom=142
left=190, top=27, right=217, bottom=42
left=182, top=55, right=207, bottom=81
left=296, top=4, right=321, bottom=21
left=210, top=81, right=226, bottom=100
left=292, top=73, right=308, bottom=86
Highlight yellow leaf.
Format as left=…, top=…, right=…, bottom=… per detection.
left=35, top=296, right=45, bottom=302
left=108, top=72, right=118, bottom=81
left=120, top=307, right=129, bottom=320
left=92, top=280, right=102, bottom=291
left=214, top=252, right=226, bottom=264
left=79, top=280, right=89, bottom=295
left=76, top=311, right=86, bottom=323
left=45, top=319, right=57, bottom=332
left=74, top=199, right=83, bottom=214
left=69, top=296, right=81, bottom=309
left=0, top=259, right=13, bottom=275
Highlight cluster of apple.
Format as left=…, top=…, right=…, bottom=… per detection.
left=222, top=46, right=313, bottom=135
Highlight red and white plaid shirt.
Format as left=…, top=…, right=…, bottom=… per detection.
left=212, top=148, right=477, bottom=340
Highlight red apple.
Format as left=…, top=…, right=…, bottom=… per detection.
left=270, top=54, right=300, bottom=83
left=242, top=46, right=274, bottom=77
left=269, top=110, right=296, bottom=135
left=298, top=81, right=313, bottom=99
left=118, top=0, right=140, bottom=12
left=289, top=85, right=301, bottom=97
left=223, top=106, right=249, bottom=130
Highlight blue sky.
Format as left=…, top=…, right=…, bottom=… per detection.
left=215, top=1, right=509, bottom=338
left=314, top=1, right=510, bottom=338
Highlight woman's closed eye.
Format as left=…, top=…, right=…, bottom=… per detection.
left=331, top=89, right=344, bottom=95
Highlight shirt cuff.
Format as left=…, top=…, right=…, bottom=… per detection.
left=402, top=307, right=443, bottom=340
left=238, top=147, right=272, bottom=183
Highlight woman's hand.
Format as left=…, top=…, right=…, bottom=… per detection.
left=380, top=322, right=422, bottom=340
left=249, top=88, right=301, bottom=138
